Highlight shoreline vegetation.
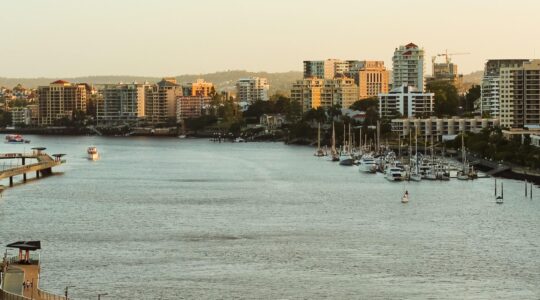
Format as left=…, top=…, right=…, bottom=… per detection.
left=2, top=83, right=539, bottom=182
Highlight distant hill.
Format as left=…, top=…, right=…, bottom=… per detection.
left=462, top=70, right=483, bottom=85
left=0, top=70, right=303, bottom=96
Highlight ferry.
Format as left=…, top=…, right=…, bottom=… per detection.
left=5, top=134, right=30, bottom=144
left=87, top=146, right=99, bottom=160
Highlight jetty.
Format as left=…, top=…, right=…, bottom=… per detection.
left=0, top=148, right=65, bottom=187
left=0, top=241, right=67, bottom=300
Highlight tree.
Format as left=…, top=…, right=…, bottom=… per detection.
left=426, top=81, right=460, bottom=117
left=285, top=99, right=302, bottom=123
left=350, top=97, right=378, bottom=112
left=303, top=107, right=325, bottom=123
left=461, top=85, right=480, bottom=113
left=0, top=110, right=12, bottom=127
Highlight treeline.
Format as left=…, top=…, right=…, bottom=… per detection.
left=447, top=129, right=540, bottom=170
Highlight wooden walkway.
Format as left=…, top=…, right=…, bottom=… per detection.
left=3, top=261, right=66, bottom=300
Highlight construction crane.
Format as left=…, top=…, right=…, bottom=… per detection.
left=431, top=50, right=470, bottom=65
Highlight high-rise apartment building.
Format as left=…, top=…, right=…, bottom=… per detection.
left=235, top=77, right=269, bottom=105
left=97, top=83, right=148, bottom=126
left=480, top=59, right=529, bottom=118
left=499, top=60, right=540, bottom=128
left=145, top=78, right=181, bottom=125
left=378, top=85, right=434, bottom=118
left=352, top=61, right=389, bottom=99
left=176, top=96, right=212, bottom=120
left=291, top=78, right=324, bottom=111
left=37, top=80, right=89, bottom=126
left=303, top=60, right=388, bottom=100
left=291, top=77, right=358, bottom=112
left=392, top=43, right=425, bottom=91
left=304, top=59, right=370, bottom=80
left=11, top=107, right=32, bottom=127
left=182, top=79, right=214, bottom=97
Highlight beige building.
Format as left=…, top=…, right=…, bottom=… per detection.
left=291, top=78, right=324, bottom=111
left=499, top=60, right=540, bottom=128
left=392, top=116, right=500, bottom=138
left=176, top=96, right=211, bottom=120
left=354, top=61, right=389, bottom=99
left=236, top=77, right=269, bottom=105
left=481, top=59, right=528, bottom=118
left=37, top=80, right=89, bottom=126
left=183, top=79, right=214, bottom=97
left=291, top=77, right=358, bottom=112
left=145, top=78, right=181, bottom=125
left=97, top=83, right=148, bottom=126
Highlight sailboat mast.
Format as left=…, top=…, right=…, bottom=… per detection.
left=415, top=127, right=419, bottom=174
left=317, top=122, right=321, bottom=150
left=332, top=122, right=336, bottom=153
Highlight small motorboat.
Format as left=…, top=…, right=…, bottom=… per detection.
left=402, top=191, right=409, bottom=203
left=87, top=146, right=99, bottom=161
left=496, top=196, right=503, bottom=204
left=5, top=134, right=30, bottom=144
left=234, top=137, right=246, bottom=143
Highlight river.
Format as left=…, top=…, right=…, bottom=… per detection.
left=0, top=136, right=539, bottom=299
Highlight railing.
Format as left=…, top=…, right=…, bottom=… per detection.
left=0, top=289, right=31, bottom=300
left=7, top=255, right=39, bottom=265
left=36, top=289, right=67, bottom=300
left=36, top=255, right=67, bottom=300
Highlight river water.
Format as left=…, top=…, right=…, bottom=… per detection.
left=0, top=136, right=539, bottom=299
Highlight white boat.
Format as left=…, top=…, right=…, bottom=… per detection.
left=87, top=146, right=99, bottom=160
left=358, top=155, right=377, bottom=173
left=496, top=195, right=503, bottom=204
left=234, top=137, right=246, bottom=143
left=178, top=134, right=187, bottom=139
left=401, top=191, right=409, bottom=203
left=386, top=166, right=404, bottom=181
left=410, top=173, right=422, bottom=181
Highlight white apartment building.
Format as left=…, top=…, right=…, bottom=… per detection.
left=392, top=43, right=425, bottom=91
left=235, top=77, right=269, bottom=106
left=378, top=85, right=434, bottom=118
left=97, top=83, right=148, bottom=126
left=392, top=117, right=500, bottom=138
left=11, top=107, right=32, bottom=127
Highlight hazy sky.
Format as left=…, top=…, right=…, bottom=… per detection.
left=1, top=0, right=539, bottom=78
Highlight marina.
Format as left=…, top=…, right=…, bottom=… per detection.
left=0, top=136, right=539, bottom=299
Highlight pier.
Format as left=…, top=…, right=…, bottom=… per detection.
left=0, top=148, right=65, bottom=187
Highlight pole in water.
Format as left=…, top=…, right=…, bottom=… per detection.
left=531, top=183, right=533, bottom=199
left=495, top=178, right=497, bottom=196
left=501, top=182, right=504, bottom=199
left=525, top=180, right=528, bottom=197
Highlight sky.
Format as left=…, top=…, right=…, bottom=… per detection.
left=1, top=0, right=539, bottom=78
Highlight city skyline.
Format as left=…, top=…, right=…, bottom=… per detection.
left=1, top=0, right=540, bottom=78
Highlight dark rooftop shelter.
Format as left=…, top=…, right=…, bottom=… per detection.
left=7, top=241, right=41, bottom=264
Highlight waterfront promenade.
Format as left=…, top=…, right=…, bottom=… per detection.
left=1, top=242, right=66, bottom=300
